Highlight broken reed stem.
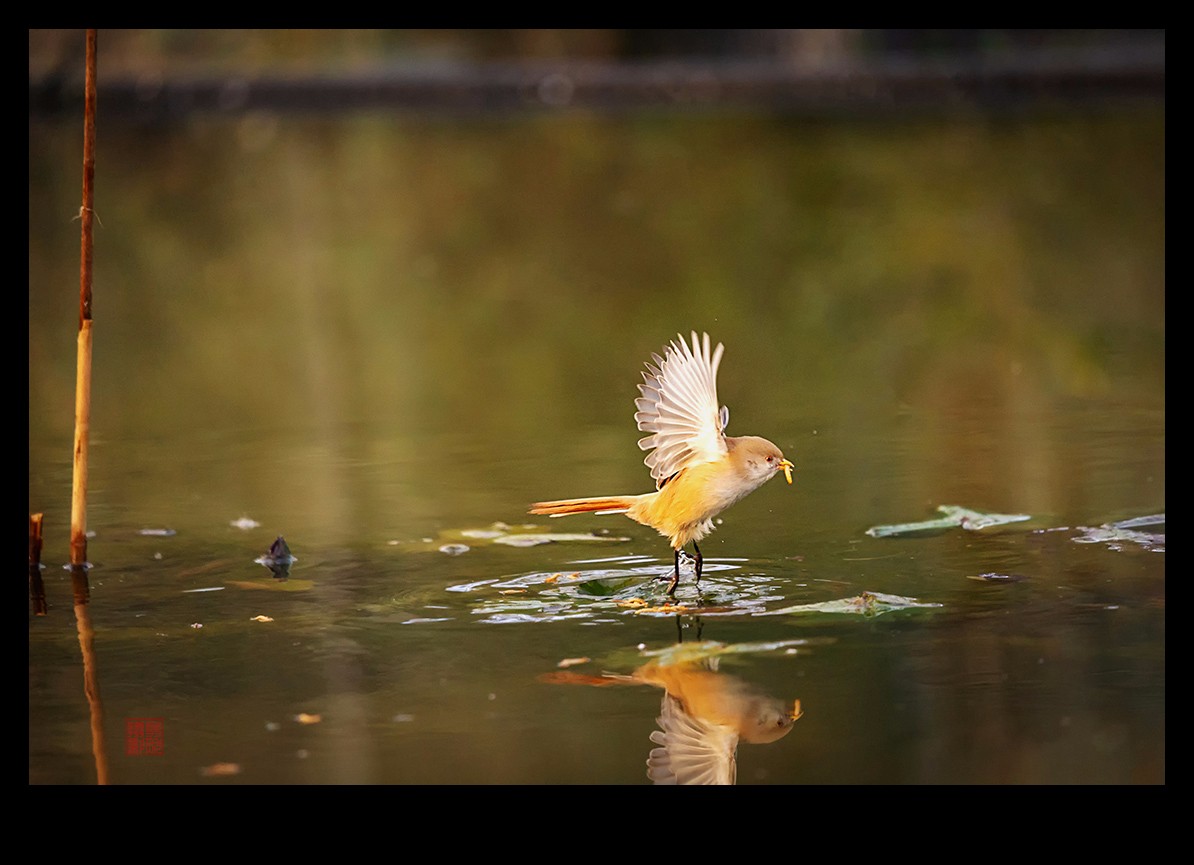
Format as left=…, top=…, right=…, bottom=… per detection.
left=29, top=514, right=47, bottom=616
left=70, top=28, right=97, bottom=567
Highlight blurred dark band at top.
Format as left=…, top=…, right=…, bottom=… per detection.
left=29, top=28, right=1165, bottom=120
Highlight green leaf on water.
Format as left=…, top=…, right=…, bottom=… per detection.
left=866, top=505, right=1031, bottom=538
left=575, top=576, right=645, bottom=596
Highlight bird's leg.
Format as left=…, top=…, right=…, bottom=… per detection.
left=691, top=542, right=703, bottom=584
left=665, top=548, right=682, bottom=596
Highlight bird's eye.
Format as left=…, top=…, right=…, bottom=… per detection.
left=766, top=456, right=774, bottom=463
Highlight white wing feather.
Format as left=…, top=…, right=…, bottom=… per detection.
left=635, top=331, right=728, bottom=487
left=645, top=693, right=738, bottom=785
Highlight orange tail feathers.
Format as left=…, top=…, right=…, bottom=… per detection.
left=529, top=495, right=638, bottom=517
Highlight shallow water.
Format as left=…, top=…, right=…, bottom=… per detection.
left=29, top=107, right=1164, bottom=784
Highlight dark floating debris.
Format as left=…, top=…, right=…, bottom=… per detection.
left=255, top=535, right=297, bottom=579
left=967, top=572, right=1028, bottom=583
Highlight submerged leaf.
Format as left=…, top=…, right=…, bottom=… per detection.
left=576, top=576, right=648, bottom=596
left=227, top=579, right=314, bottom=592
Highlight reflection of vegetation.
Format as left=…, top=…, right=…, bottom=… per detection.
left=28, top=108, right=1163, bottom=543
left=29, top=111, right=1164, bottom=433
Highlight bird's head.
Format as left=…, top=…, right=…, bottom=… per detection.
left=730, top=436, right=795, bottom=486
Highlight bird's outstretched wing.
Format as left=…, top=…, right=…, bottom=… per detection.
left=634, top=331, right=729, bottom=488
left=646, top=693, right=738, bottom=785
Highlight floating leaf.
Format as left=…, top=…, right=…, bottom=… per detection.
left=394, top=523, right=630, bottom=552
left=459, top=529, right=505, bottom=540
left=1109, top=513, right=1164, bottom=529
left=635, top=603, right=698, bottom=615
left=755, top=591, right=942, bottom=617
left=866, top=505, right=1031, bottom=538
left=199, top=762, right=241, bottom=777
left=640, top=638, right=810, bottom=666
left=494, top=532, right=628, bottom=547
left=1072, top=519, right=1164, bottom=552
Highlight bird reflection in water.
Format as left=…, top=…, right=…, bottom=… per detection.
left=541, top=636, right=802, bottom=784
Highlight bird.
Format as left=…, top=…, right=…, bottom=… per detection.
left=529, top=331, right=793, bottom=594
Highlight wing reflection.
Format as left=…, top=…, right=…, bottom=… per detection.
left=635, top=654, right=801, bottom=785
left=541, top=639, right=802, bottom=784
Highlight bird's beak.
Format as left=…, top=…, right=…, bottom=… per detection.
left=779, top=458, right=794, bottom=484
left=791, top=699, right=803, bottom=721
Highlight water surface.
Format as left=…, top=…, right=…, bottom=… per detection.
left=29, top=106, right=1164, bottom=783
